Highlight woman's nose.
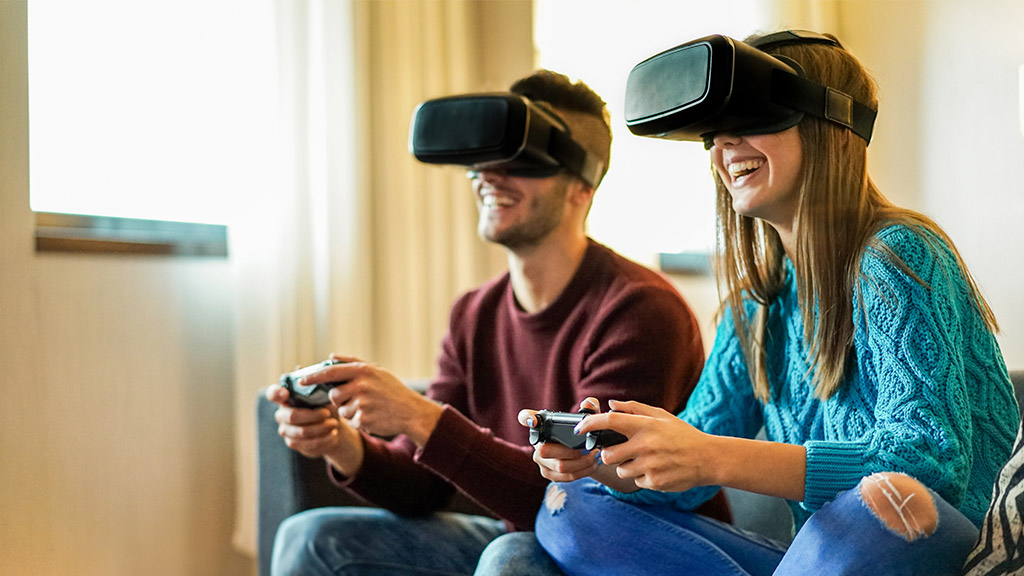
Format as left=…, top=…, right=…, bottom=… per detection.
left=711, top=132, right=742, bottom=148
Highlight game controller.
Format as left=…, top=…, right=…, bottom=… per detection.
left=528, top=409, right=628, bottom=451
left=279, top=359, right=349, bottom=408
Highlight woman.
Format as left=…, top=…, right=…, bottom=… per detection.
left=476, top=31, right=1020, bottom=576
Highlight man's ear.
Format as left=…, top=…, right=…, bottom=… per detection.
left=568, top=178, right=596, bottom=206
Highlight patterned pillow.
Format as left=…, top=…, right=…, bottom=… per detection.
left=962, top=415, right=1024, bottom=576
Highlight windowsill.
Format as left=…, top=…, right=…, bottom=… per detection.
left=658, top=251, right=712, bottom=276
left=34, top=212, right=228, bottom=257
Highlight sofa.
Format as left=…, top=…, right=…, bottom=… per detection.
left=256, top=370, right=1024, bottom=576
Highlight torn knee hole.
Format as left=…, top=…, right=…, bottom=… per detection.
left=859, top=472, right=937, bottom=541
left=544, top=483, right=567, bottom=514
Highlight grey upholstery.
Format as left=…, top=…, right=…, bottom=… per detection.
left=256, top=370, right=1024, bottom=574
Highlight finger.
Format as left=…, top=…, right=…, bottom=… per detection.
left=578, top=397, right=600, bottom=412
left=607, top=399, right=668, bottom=418
left=535, top=441, right=588, bottom=460
left=302, top=361, right=363, bottom=385
left=518, top=409, right=540, bottom=428
left=328, top=382, right=357, bottom=406
left=600, top=444, right=636, bottom=467
left=278, top=418, right=338, bottom=440
left=276, top=405, right=332, bottom=425
left=534, top=451, right=599, bottom=480
left=337, top=403, right=355, bottom=421
left=283, top=429, right=339, bottom=456
left=265, top=385, right=289, bottom=404
left=328, top=353, right=361, bottom=363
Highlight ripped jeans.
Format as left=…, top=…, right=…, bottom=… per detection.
left=476, top=474, right=979, bottom=576
left=272, top=507, right=507, bottom=575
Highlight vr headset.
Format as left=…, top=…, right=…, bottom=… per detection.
left=623, top=30, right=877, bottom=147
left=408, top=93, right=605, bottom=188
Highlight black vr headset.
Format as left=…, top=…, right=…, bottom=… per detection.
left=623, top=30, right=877, bottom=147
left=408, top=93, right=605, bottom=188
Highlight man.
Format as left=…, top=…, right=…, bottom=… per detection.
left=266, top=69, right=726, bottom=575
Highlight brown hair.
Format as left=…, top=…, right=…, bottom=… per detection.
left=511, top=69, right=613, bottom=187
left=716, top=33, right=998, bottom=401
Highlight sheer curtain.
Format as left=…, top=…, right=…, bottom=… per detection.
left=230, top=0, right=526, bottom=556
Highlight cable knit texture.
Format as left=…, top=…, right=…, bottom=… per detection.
left=611, top=225, right=1020, bottom=531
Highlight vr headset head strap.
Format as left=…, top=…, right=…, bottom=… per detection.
left=752, top=30, right=877, bottom=143
left=548, top=128, right=605, bottom=189
left=767, top=69, right=877, bottom=143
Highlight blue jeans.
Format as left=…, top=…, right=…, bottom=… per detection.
left=272, top=506, right=507, bottom=576
left=480, top=478, right=979, bottom=576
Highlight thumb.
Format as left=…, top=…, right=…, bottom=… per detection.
left=518, top=409, right=540, bottom=428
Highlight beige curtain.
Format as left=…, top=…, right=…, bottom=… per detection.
left=764, top=0, right=842, bottom=32
left=230, top=0, right=530, bottom=557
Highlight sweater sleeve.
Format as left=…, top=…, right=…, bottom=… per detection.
left=802, top=227, right=979, bottom=511
left=328, top=433, right=457, bottom=516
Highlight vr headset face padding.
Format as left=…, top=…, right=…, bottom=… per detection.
left=409, top=93, right=606, bottom=188
left=623, top=30, right=877, bottom=146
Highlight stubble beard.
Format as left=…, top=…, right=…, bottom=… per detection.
left=479, top=184, right=568, bottom=250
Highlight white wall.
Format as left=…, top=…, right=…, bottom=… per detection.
left=0, top=3, right=252, bottom=575
left=671, top=1, right=1024, bottom=372
left=841, top=0, right=1024, bottom=369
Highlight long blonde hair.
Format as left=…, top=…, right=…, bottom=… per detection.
left=716, top=34, right=998, bottom=401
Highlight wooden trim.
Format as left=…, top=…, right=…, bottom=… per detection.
left=658, top=251, right=712, bottom=276
left=34, top=212, right=228, bottom=257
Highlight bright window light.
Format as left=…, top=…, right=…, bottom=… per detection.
left=1019, top=65, right=1024, bottom=137
left=534, top=0, right=772, bottom=262
left=28, top=0, right=278, bottom=225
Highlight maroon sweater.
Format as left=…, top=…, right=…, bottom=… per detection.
left=332, top=240, right=716, bottom=530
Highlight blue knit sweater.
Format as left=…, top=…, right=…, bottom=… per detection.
left=612, top=225, right=1020, bottom=529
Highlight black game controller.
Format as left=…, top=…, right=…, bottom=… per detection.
left=279, top=359, right=349, bottom=408
left=528, top=409, right=627, bottom=451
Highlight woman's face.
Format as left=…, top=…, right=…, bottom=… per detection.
left=710, top=127, right=803, bottom=230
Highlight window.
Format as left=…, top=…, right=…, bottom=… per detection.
left=28, top=0, right=278, bottom=253
left=534, top=0, right=772, bottom=265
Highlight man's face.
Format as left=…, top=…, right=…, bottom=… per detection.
left=468, top=168, right=573, bottom=249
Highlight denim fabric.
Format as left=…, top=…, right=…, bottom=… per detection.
left=775, top=481, right=979, bottom=575
left=474, top=532, right=566, bottom=576
left=271, top=507, right=507, bottom=576
left=532, top=478, right=979, bottom=576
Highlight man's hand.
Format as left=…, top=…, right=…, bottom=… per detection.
left=264, top=384, right=365, bottom=476
left=300, top=354, right=444, bottom=448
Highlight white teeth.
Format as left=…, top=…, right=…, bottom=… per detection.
left=482, top=195, right=515, bottom=208
left=728, top=160, right=764, bottom=178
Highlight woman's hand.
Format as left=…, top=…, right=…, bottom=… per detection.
left=519, top=398, right=638, bottom=492
left=575, top=399, right=716, bottom=493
